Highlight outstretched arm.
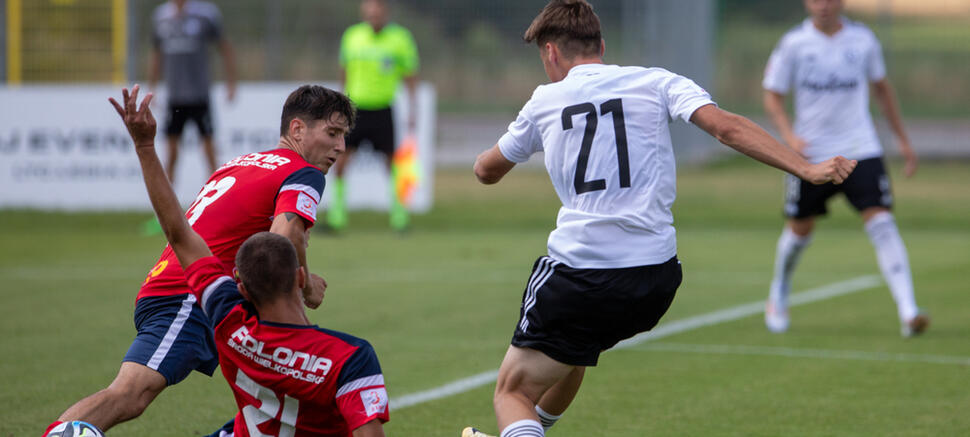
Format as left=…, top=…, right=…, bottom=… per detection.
left=109, top=85, right=212, bottom=268
left=269, top=213, right=326, bottom=309
left=763, top=90, right=807, bottom=154
left=691, top=104, right=857, bottom=185
left=352, top=419, right=385, bottom=437
left=148, top=47, right=162, bottom=94
left=219, top=38, right=237, bottom=102
left=404, top=75, right=418, bottom=132
left=474, top=145, right=516, bottom=184
left=872, top=78, right=917, bottom=177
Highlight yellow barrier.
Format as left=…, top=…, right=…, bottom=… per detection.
left=112, top=0, right=127, bottom=84
left=5, top=0, right=126, bottom=84
left=6, top=0, right=21, bottom=84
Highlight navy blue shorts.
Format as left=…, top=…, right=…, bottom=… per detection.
left=123, top=294, right=219, bottom=386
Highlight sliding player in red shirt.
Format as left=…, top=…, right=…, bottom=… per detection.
left=113, top=86, right=389, bottom=436
left=45, top=84, right=356, bottom=435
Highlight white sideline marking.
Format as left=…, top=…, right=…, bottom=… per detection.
left=390, top=370, right=500, bottom=410
left=389, top=274, right=882, bottom=410
left=614, top=274, right=882, bottom=349
left=634, top=342, right=970, bottom=366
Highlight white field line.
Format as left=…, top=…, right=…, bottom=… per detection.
left=633, top=342, right=970, bottom=366
left=389, top=274, right=882, bottom=410
left=614, top=274, right=882, bottom=349
left=389, top=369, right=500, bottom=411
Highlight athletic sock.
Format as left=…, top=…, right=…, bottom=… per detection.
left=388, top=171, right=409, bottom=231
left=769, top=227, right=812, bottom=307
left=327, top=177, right=348, bottom=230
left=43, top=421, right=65, bottom=437
left=865, top=211, right=919, bottom=321
left=535, top=405, right=561, bottom=432
left=500, top=419, right=544, bottom=437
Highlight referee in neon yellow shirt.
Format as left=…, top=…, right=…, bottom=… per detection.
left=330, top=0, right=419, bottom=232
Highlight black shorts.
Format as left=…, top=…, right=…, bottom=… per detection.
left=164, top=102, right=214, bottom=137
left=784, top=157, right=893, bottom=219
left=346, top=107, right=395, bottom=158
left=511, top=256, right=682, bottom=367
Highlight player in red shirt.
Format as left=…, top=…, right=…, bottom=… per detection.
left=188, top=250, right=389, bottom=437
left=118, top=86, right=387, bottom=436
left=45, top=84, right=356, bottom=435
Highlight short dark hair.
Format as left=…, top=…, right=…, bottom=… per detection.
left=523, top=0, right=602, bottom=59
left=280, top=85, right=356, bottom=136
left=234, top=232, right=299, bottom=306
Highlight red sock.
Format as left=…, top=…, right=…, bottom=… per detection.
left=43, top=421, right=64, bottom=437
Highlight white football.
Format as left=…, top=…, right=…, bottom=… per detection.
left=47, top=421, right=105, bottom=437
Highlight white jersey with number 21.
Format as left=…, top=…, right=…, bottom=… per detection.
left=498, top=63, right=715, bottom=269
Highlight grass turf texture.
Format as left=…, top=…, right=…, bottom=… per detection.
left=1, top=158, right=967, bottom=436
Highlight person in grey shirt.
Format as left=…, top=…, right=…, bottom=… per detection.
left=149, top=0, right=236, bottom=181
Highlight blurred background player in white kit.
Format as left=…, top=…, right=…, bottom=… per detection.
left=464, top=1, right=856, bottom=436
left=762, top=0, right=927, bottom=337
left=150, top=0, right=236, bottom=182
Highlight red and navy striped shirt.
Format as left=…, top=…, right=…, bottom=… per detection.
left=186, top=256, right=390, bottom=436
left=140, top=148, right=323, bottom=301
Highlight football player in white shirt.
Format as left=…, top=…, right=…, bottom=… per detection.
left=462, top=1, right=856, bottom=437
left=762, top=0, right=925, bottom=337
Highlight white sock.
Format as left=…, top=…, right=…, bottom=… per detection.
left=501, top=419, right=544, bottom=437
left=865, top=212, right=919, bottom=321
left=769, top=227, right=812, bottom=308
left=535, top=405, right=562, bottom=432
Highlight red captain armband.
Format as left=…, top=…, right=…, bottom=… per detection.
left=275, top=183, right=321, bottom=227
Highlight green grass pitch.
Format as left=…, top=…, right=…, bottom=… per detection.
left=1, top=158, right=968, bottom=436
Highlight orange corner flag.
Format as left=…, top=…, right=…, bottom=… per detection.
left=392, top=134, right=421, bottom=207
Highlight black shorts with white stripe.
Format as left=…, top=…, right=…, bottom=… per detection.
left=510, top=255, right=682, bottom=366
left=784, top=157, right=893, bottom=218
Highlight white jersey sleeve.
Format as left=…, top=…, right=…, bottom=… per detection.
left=865, top=32, right=887, bottom=82
left=663, top=74, right=716, bottom=123
left=763, top=34, right=796, bottom=93
left=498, top=101, right=543, bottom=163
